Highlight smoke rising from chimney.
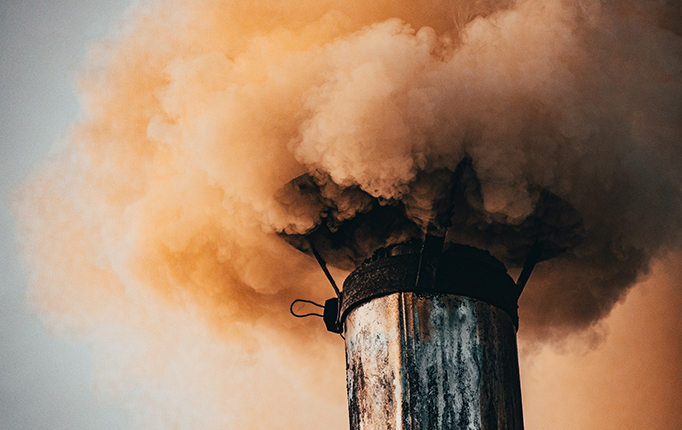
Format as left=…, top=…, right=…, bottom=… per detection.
left=12, top=0, right=682, bottom=428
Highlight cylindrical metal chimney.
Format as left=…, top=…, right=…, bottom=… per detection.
left=339, top=243, right=524, bottom=430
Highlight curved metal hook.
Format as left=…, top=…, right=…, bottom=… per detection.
left=290, top=299, right=325, bottom=318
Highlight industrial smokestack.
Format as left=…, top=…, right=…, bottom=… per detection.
left=341, top=243, right=524, bottom=429
left=284, top=164, right=568, bottom=429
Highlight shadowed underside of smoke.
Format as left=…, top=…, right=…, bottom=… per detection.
left=276, top=159, right=584, bottom=270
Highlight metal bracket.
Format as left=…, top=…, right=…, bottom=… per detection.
left=515, top=240, right=545, bottom=293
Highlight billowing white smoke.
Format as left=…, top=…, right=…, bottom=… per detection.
left=12, top=0, right=682, bottom=428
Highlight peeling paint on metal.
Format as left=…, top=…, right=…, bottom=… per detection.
left=345, top=292, right=523, bottom=430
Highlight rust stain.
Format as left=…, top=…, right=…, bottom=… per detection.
left=345, top=293, right=523, bottom=430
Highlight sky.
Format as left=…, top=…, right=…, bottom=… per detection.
left=1, top=0, right=682, bottom=429
left=1, top=0, right=130, bottom=428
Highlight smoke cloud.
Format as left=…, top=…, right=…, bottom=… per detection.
left=12, top=0, right=682, bottom=428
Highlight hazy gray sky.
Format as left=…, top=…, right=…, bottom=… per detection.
left=0, top=1, right=130, bottom=428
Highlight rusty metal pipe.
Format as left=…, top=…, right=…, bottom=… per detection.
left=341, top=245, right=524, bottom=430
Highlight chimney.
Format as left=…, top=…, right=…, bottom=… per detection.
left=338, top=242, right=525, bottom=430
left=281, top=168, right=573, bottom=430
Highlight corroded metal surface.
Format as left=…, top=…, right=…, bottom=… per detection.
left=341, top=245, right=522, bottom=327
left=345, top=292, right=523, bottom=430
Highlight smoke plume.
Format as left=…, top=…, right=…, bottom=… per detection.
left=12, top=0, right=682, bottom=428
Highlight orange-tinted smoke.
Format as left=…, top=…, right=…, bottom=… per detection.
left=12, top=0, right=682, bottom=428
left=521, top=253, right=682, bottom=430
